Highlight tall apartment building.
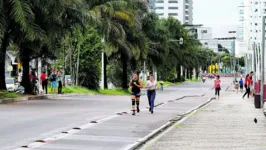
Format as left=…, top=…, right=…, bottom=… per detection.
left=239, top=0, right=266, bottom=78
left=148, top=0, right=193, bottom=24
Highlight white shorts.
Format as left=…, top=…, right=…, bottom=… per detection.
left=250, top=85, right=254, bottom=90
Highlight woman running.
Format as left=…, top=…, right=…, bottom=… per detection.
left=129, top=73, right=143, bottom=116
left=214, top=75, right=221, bottom=100
left=145, top=75, right=157, bottom=114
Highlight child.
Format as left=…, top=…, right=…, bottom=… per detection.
left=159, top=81, right=164, bottom=91
left=234, top=79, right=239, bottom=94
left=239, top=78, right=244, bottom=93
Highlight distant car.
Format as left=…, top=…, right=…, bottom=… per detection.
left=5, top=78, right=18, bottom=92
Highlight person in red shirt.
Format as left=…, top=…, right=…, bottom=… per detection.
left=40, top=71, right=48, bottom=94
left=243, top=74, right=251, bottom=99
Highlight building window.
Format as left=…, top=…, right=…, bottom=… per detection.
left=169, top=7, right=178, bottom=9
left=169, top=0, right=178, bottom=3
left=185, top=16, right=189, bottom=20
left=185, top=11, right=189, bottom=15
left=168, top=13, right=178, bottom=16
left=156, top=0, right=164, bottom=3
left=156, top=7, right=164, bottom=9
left=201, top=30, right=208, bottom=33
left=185, top=5, right=189, bottom=9
left=229, top=31, right=236, bottom=33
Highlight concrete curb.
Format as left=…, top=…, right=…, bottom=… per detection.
left=0, top=95, right=48, bottom=104
left=125, top=96, right=215, bottom=150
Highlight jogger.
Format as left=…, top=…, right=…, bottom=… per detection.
left=129, top=73, right=143, bottom=116
left=145, top=75, right=157, bottom=114
left=214, top=75, right=221, bottom=100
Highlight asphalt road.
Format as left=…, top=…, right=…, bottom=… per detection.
left=0, top=79, right=224, bottom=150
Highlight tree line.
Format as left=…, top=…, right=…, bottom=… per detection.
left=0, top=0, right=217, bottom=93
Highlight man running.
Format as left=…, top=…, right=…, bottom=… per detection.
left=129, top=73, right=143, bottom=116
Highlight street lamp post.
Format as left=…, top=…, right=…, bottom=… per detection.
left=261, top=16, right=265, bottom=109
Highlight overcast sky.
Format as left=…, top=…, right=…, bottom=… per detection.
left=193, top=0, right=241, bottom=37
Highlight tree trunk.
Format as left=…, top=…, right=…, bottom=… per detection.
left=122, top=54, right=128, bottom=89
left=103, top=53, right=108, bottom=89
left=186, top=68, right=189, bottom=79
left=20, top=47, right=31, bottom=94
left=189, top=68, right=193, bottom=79
left=176, top=65, right=181, bottom=82
left=0, top=31, right=9, bottom=90
left=196, top=67, right=199, bottom=79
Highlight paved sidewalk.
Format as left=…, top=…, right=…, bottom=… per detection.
left=141, top=91, right=266, bottom=150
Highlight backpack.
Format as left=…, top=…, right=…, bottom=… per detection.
left=50, top=73, right=57, bottom=81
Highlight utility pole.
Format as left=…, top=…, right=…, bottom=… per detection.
left=101, top=38, right=105, bottom=89
left=76, top=45, right=80, bottom=86
left=261, top=16, right=265, bottom=109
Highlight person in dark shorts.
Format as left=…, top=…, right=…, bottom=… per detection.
left=239, top=78, right=244, bottom=93
left=40, top=71, right=48, bottom=94
left=214, top=75, right=221, bottom=100
left=129, top=73, right=143, bottom=116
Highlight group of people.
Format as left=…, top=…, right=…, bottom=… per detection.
left=129, top=73, right=158, bottom=116
left=232, top=71, right=254, bottom=99
left=39, top=68, right=63, bottom=94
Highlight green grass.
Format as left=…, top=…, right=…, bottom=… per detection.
left=186, top=78, right=201, bottom=82
left=48, top=86, right=130, bottom=95
left=98, top=89, right=130, bottom=95
left=0, top=91, right=20, bottom=99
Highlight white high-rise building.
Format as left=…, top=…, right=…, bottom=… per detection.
left=148, top=0, right=193, bottom=24
left=239, top=0, right=266, bottom=79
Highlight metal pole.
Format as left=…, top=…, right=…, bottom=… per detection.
left=101, top=38, right=105, bottom=89
left=260, top=16, right=265, bottom=109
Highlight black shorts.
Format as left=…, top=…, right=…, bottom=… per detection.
left=131, top=92, right=141, bottom=97
left=240, top=85, right=243, bottom=89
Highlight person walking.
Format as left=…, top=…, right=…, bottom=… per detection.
left=145, top=75, right=157, bottom=114
left=50, top=69, right=57, bottom=94
left=243, top=72, right=253, bottom=99
left=57, top=68, right=63, bottom=94
left=214, top=75, right=221, bottom=100
left=159, top=81, right=164, bottom=91
left=129, top=73, right=143, bottom=116
left=239, top=78, right=244, bottom=93
left=250, top=71, right=254, bottom=97
left=40, top=71, right=48, bottom=94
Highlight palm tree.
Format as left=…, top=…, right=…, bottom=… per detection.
left=0, top=0, right=39, bottom=90
left=12, top=0, right=87, bottom=93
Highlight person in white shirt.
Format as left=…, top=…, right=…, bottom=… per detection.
left=145, top=75, right=157, bottom=114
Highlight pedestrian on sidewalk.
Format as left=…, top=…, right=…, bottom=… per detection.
left=239, top=78, right=244, bottom=93
left=234, top=79, right=239, bottom=94
left=57, top=67, right=63, bottom=94
left=145, top=75, right=157, bottom=114
left=243, top=72, right=254, bottom=99
left=250, top=72, right=254, bottom=97
left=50, top=69, right=57, bottom=94
left=129, top=73, right=143, bottom=116
left=214, top=75, right=221, bottom=100
left=40, top=70, right=48, bottom=94
left=159, top=81, right=164, bottom=91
